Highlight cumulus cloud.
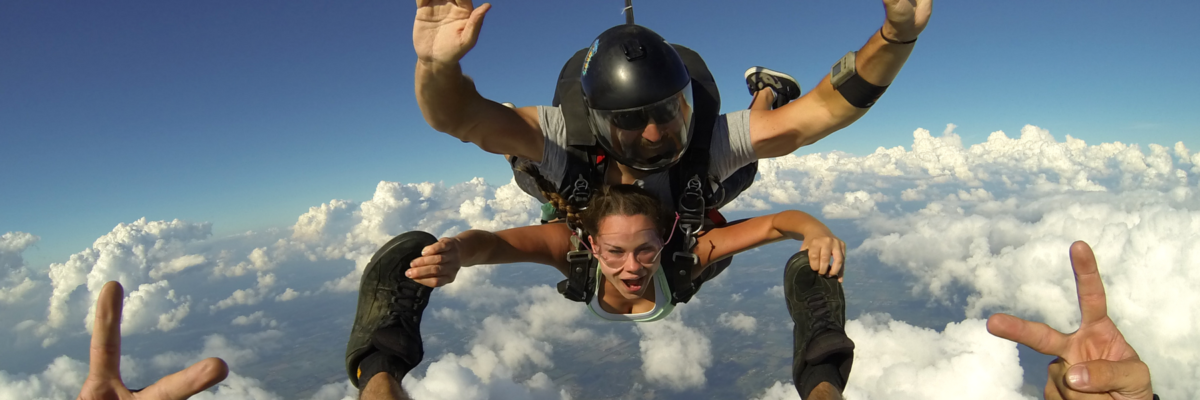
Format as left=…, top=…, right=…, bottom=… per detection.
left=5, top=126, right=1197, bottom=398
left=717, top=312, right=757, bottom=334
left=273, top=288, right=301, bottom=302
left=231, top=311, right=278, bottom=328
left=635, top=314, right=713, bottom=391
left=287, top=179, right=539, bottom=293
left=843, top=315, right=1030, bottom=400
left=0, top=356, right=87, bottom=400
left=0, top=232, right=40, bottom=304
left=403, top=354, right=569, bottom=400
left=211, top=272, right=277, bottom=312
left=753, top=381, right=800, bottom=400
left=32, top=218, right=210, bottom=346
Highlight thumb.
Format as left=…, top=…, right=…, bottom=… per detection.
left=1066, top=359, right=1152, bottom=396
left=463, top=3, right=491, bottom=46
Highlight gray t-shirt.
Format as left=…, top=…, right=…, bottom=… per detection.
left=529, top=106, right=756, bottom=209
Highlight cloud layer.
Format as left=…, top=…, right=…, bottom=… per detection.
left=4, top=124, right=1196, bottom=398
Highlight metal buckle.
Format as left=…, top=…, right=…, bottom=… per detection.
left=567, top=250, right=592, bottom=264
left=671, top=251, right=699, bottom=266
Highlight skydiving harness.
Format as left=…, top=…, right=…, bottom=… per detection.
left=509, top=41, right=757, bottom=305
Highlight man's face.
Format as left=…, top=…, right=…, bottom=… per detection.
left=587, top=84, right=694, bottom=171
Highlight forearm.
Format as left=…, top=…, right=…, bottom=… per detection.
left=453, top=227, right=565, bottom=268
left=453, top=229, right=501, bottom=267
left=414, top=60, right=485, bottom=135
left=858, top=27, right=915, bottom=87
left=770, top=210, right=834, bottom=242
left=810, top=27, right=918, bottom=127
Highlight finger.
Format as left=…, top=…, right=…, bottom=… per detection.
left=986, top=313, right=1069, bottom=356
left=1065, top=359, right=1153, bottom=395
left=411, top=253, right=445, bottom=268
left=141, top=358, right=229, bottom=400
left=414, top=275, right=451, bottom=288
left=463, top=3, right=491, bottom=46
left=420, top=240, right=449, bottom=257
left=819, top=246, right=831, bottom=277
left=1069, top=241, right=1109, bottom=325
left=407, top=265, right=442, bottom=279
left=1045, top=358, right=1068, bottom=400
left=89, top=281, right=124, bottom=381
left=832, top=241, right=845, bottom=276
left=807, top=250, right=819, bottom=273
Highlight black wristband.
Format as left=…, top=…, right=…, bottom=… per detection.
left=879, top=28, right=917, bottom=45
left=835, top=73, right=888, bottom=108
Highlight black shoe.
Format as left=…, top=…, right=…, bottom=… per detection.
left=784, top=251, right=854, bottom=396
left=345, top=231, right=438, bottom=388
left=745, top=67, right=802, bottom=109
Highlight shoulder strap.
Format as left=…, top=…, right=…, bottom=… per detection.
left=557, top=234, right=597, bottom=303
left=662, top=44, right=721, bottom=305
left=554, top=48, right=606, bottom=303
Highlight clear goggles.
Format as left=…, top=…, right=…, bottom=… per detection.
left=587, top=84, right=693, bottom=171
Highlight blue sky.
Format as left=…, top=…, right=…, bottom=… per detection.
left=3, top=0, right=1199, bottom=267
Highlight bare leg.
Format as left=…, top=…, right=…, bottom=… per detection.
left=360, top=372, right=411, bottom=400
left=749, top=88, right=776, bottom=111
left=806, top=382, right=845, bottom=400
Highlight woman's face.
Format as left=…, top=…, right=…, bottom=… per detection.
left=589, top=213, right=664, bottom=299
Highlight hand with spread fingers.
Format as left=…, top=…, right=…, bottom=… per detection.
left=77, top=281, right=228, bottom=400
left=881, top=0, right=932, bottom=43
left=414, top=0, right=491, bottom=66
left=407, top=237, right=465, bottom=288
left=799, top=234, right=846, bottom=283
left=987, top=241, right=1154, bottom=400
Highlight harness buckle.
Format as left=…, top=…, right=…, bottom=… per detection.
left=671, top=251, right=700, bottom=266
left=566, top=250, right=592, bottom=264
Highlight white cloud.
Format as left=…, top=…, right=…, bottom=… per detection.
left=273, top=288, right=301, bottom=302
left=35, top=218, right=211, bottom=345
left=403, top=354, right=569, bottom=400
left=765, top=285, right=783, bottom=298
left=0, top=356, right=87, bottom=400
left=822, top=191, right=879, bottom=219
left=0, top=232, right=41, bottom=305
left=635, top=314, right=712, bottom=391
left=211, top=272, right=277, bottom=312
left=150, top=254, right=206, bottom=279
left=717, top=312, right=757, bottom=334
left=113, top=280, right=191, bottom=334
left=152, top=331, right=281, bottom=372
left=753, top=381, right=800, bottom=400
left=843, top=314, right=1031, bottom=400
left=231, top=311, right=278, bottom=328
left=5, top=127, right=1197, bottom=398
left=190, top=372, right=282, bottom=400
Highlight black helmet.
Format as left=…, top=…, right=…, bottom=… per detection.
left=580, top=24, right=694, bottom=172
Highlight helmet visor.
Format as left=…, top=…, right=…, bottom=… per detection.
left=588, top=84, right=693, bottom=171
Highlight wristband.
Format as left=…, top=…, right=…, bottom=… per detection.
left=879, top=28, right=917, bottom=45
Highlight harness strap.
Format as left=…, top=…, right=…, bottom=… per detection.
left=557, top=234, right=598, bottom=302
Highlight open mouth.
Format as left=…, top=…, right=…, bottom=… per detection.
left=622, top=276, right=647, bottom=292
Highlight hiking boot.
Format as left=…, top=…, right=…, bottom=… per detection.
left=345, top=231, right=438, bottom=388
left=745, top=67, right=801, bottom=109
left=784, top=250, right=855, bottom=396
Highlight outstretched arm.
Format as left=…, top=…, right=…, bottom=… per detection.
left=407, top=223, right=574, bottom=287
left=694, top=210, right=846, bottom=280
left=750, top=0, right=932, bottom=158
left=413, top=1, right=545, bottom=161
